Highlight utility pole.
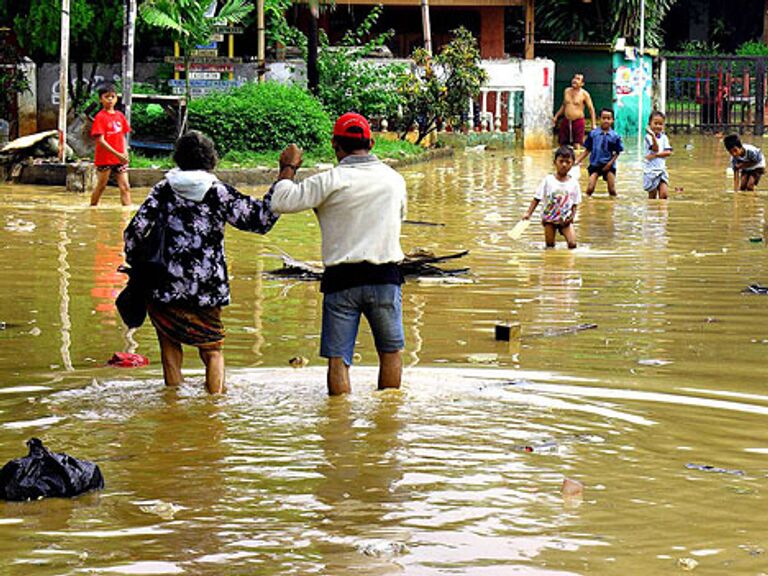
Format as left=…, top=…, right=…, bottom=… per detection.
left=257, top=0, right=266, bottom=81
left=637, top=0, right=645, bottom=158
left=122, top=0, right=137, bottom=130
left=307, top=3, right=319, bottom=94
left=421, top=0, right=432, bottom=55
left=58, top=0, right=70, bottom=163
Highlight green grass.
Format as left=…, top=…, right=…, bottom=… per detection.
left=130, top=137, right=426, bottom=171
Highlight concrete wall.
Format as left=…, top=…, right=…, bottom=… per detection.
left=482, top=58, right=555, bottom=150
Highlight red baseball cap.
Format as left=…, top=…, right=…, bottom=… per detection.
left=333, top=112, right=371, bottom=139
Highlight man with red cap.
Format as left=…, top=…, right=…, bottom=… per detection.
left=270, top=112, right=407, bottom=395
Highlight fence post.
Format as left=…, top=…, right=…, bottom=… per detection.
left=756, top=58, right=765, bottom=136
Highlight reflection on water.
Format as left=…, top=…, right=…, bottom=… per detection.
left=1, top=135, right=768, bottom=574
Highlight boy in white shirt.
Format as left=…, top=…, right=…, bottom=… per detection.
left=523, top=145, right=581, bottom=249
left=643, top=111, right=673, bottom=199
left=724, top=133, right=765, bottom=191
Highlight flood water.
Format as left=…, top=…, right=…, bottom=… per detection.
left=1, top=135, right=768, bottom=575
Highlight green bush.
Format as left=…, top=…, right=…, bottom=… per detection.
left=736, top=41, right=768, bottom=57
left=188, top=81, right=332, bottom=154
left=131, top=103, right=176, bottom=137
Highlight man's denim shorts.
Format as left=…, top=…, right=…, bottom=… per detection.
left=321, top=284, right=405, bottom=366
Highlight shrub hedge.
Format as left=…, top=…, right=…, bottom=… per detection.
left=187, top=81, right=332, bottom=154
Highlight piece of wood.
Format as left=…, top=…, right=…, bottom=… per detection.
left=508, top=219, right=530, bottom=240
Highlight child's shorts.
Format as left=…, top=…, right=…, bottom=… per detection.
left=96, top=164, right=128, bottom=175
left=321, top=283, right=404, bottom=366
left=588, top=163, right=617, bottom=181
left=643, top=169, right=669, bottom=192
left=743, top=168, right=764, bottom=185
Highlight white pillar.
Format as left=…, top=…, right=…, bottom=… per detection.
left=468, top=97, right=474, bottom=130
left=494, top=91, right=502, bottom=132
left=481, top=90, right=488, bottom=132
left=58, top=0, right=71, bottom=163
left=508, top=90, right=515, bottom=131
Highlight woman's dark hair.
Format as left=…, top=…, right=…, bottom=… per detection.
left=648, top=110, right=665, bottom=123
left=723, top=134, right=742, bottom=151
left=333, top=135, right=371, bottom=154
left=554, top=145, right=575, bottom=161
left=174, top=130, right=218, bottom=171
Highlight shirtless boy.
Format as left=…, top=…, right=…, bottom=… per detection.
left=553, top=73, right=596, bottom=148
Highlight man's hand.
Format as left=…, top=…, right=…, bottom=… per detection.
left=280, top=144, right=303, bottom=170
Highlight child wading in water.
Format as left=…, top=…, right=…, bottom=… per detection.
left=643, top=111, right=673, bottom=199
left=723, top=134, right=765, bottom=191
left=576, top=108, right=623, bottom=197
left=523, top=145, right=582, bottom=249
left=90, top=84, right=132, bottom=206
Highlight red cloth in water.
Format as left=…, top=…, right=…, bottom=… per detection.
left=107, top=352, right=149, bottom=367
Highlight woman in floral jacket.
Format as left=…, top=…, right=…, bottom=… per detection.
left=124, top=131, right=278, bottom=393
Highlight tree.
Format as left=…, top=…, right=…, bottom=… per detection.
left=534, top=0, right=679, bottom=48
left=396, top=27, right=488, bottom=145
left=139, top=0, right=253, bottom=103
left=315, top=6, right=406, bottom=121
left=1, top=0, right=123, bottom=112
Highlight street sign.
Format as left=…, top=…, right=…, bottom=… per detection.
left=195, top=41, right=218, bottom=50
left=213, top=26, right=243, bottom=34
left=190, top=49, right=218, bottom=57
left=188, top=71, right=221, bottom=80
left=168, top=79, right=243, bottom=88
left=165, top=56, right=242, bottom=64
left=175, top=63, right=234, bottom=72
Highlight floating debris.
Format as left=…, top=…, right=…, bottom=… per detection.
left=467, top=353, right=498, bottom=364
left=527, top=323, right=597, bottom=338
left=638, top=358, right=673, bottom=367
left=561, top=478, right=584, bottom=497
left=677, top=557, right=698, bottom=571
left=356, top=540, right=409, bottom=557
left=513, top=441, right=559, bottom=454
left=685, top=463, right=745, bottom=476
left=139, top=501, right=183, bottom=520
left=288, top=356, right=309, bottom=368
left=742, top=284, right=768, bottom=295
left=266, top=249, right=470, bottom=281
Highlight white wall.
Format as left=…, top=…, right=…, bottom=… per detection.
left=482, top=58, right=555, bottom=150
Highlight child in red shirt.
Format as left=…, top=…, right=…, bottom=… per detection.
left=90, top=84, right=131, bottom=206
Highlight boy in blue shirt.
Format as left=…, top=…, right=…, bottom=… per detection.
left=576, top=108, right=624, bottom=196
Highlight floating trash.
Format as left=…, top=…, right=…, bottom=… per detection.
left=288, top=356, right=309, bottom=368
left=356, top=540, right=409, bottom=557
left=677, top=557, right=699, bottom=571
left=139, top=501, right=183, bottom=520
left=638, top=358, right=673, bottom=366
left=685, top=463, right=745, bottom=476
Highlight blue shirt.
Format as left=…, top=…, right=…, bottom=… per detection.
left=584, top=128, right=624, bottom=167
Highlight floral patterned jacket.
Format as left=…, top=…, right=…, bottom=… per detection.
left=124, top=178, right=278, bottom=307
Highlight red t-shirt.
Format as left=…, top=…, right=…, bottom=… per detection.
left=91, top=109, right=131, bottom=166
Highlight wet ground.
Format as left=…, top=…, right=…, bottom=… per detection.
left=1, top=135, right=768, bottom=575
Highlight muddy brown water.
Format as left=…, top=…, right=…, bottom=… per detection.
left=1, top=136, right=768, bottom=575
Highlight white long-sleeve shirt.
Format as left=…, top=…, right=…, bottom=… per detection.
left=270, top=154, right=407, bottom=267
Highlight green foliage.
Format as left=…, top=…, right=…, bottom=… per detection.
left=265, top=0, right=306, bottom=50
left=0, top=40, right=31, bottom=125
left=132, top=103, right=177, bottom=137
left=140, top=0, right=253, bottom=101
left=187, top=81, right=332, bottom=154
left=736, top=41, right=768, bottom=57
left=396, top=27, right=488, bottom=145
left=535, top=0, right=679, bottom=48
left=671, top=40, right=721, bottom=56
left=315, top=6, right=406, bottom=121
left=4, top=0, right=123, bottom=111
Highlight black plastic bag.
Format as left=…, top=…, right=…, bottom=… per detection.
left=0, top=438, right=105, bottom=501
left=116, top=265, right=147, bottom=329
